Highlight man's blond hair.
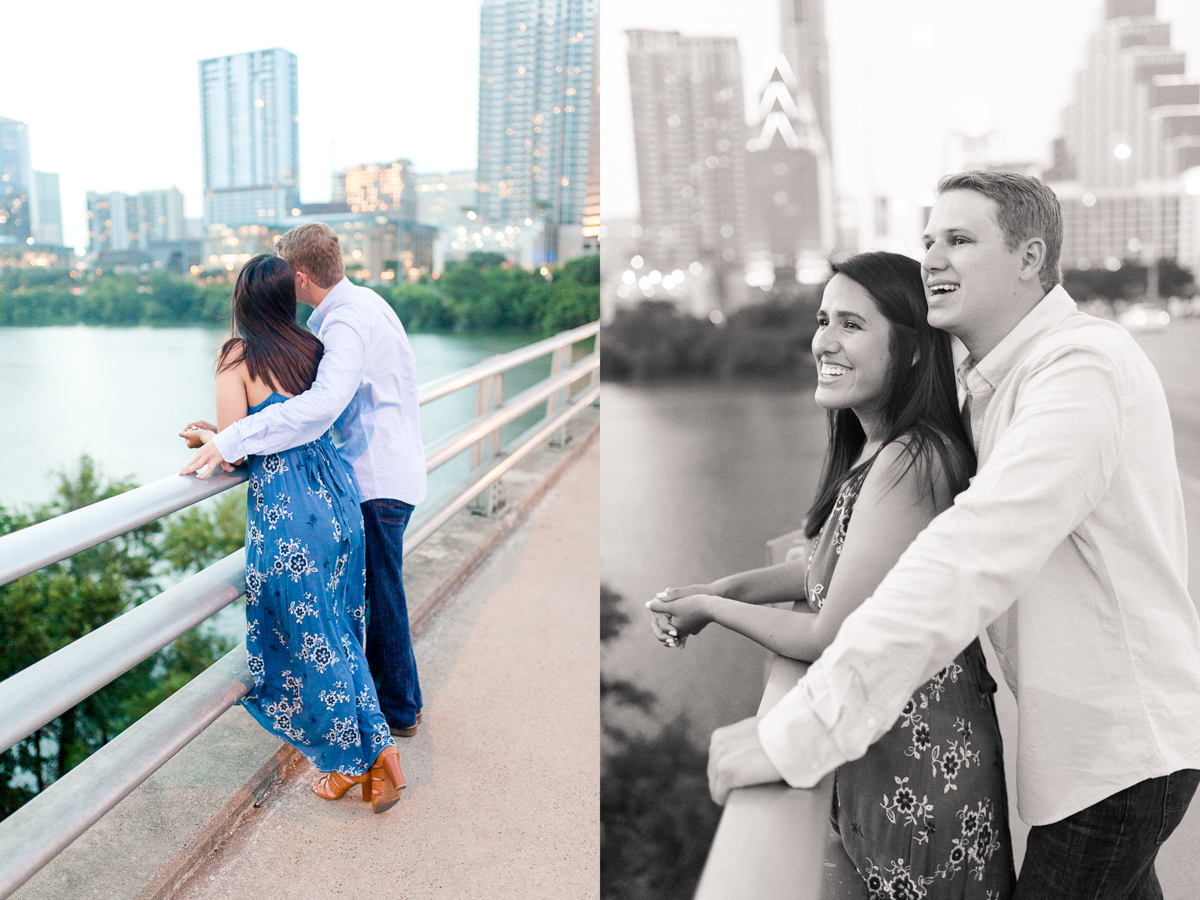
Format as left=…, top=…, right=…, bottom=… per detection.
left=274, top=223, right=345, bottom=289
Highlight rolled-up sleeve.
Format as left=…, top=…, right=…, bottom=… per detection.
left=213, top=318, right=367, bottom=461
left=760, top=344, right=1125, bottom=787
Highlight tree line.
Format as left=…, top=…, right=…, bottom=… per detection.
left=0, top=252, right=599, bottom=335
left=0, top=459, right=247, bottom=818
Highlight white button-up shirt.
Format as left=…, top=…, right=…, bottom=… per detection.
left=759, top=285, right=1200, bottom=825
left=213, top=278, right=427, bottom=505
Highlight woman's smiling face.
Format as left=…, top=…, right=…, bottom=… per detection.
left=812, top=273, right=894, bottom=434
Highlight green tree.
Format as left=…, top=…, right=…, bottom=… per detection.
left=600, top=585, right=722, bottom=900
left=0, top=458, right=233, bottom=818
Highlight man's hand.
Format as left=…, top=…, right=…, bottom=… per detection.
left=707, top=716, right=784, bottom=805
left=180, top=440, right=234, bottom=478
left=179, top=423, right=216, bottom=449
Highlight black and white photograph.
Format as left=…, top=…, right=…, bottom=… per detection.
left=601, top=1, right=1200, bottom=898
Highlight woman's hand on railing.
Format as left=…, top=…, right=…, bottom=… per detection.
left=180, top=437, right=235, bottom=478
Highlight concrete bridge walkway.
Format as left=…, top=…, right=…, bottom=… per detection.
left=173, top=440, right=599, bottom=900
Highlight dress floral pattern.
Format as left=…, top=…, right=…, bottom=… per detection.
left=806, top=464, right=1015, bottom=900
left=239, top=393, right=394, bottom=776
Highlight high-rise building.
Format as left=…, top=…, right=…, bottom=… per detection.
left=32, top=172, right=63, bottom=246
left=626, top=29, right=748, bottom=296
left=778, top=0, right=833, bottom=161
left=199, top=49, right=300, bottom=227
left=1048, top=0, right=1200, bottom=271
left=745, top=55, right=835, bottom=286
left=0, top=116, right=33, bottom=245
left=476, top=0, right=597, bottom=235
left=87, top=191, right=139, bottom=254
left=333, top=160, right=417, bottom=220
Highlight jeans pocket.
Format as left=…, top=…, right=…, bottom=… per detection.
left=1157, top=769, right=1200, bottom=845
left=372, top=499, right=414, bottom=528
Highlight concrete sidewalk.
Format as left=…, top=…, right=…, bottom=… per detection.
left=173, top=439, right=599, bottom=900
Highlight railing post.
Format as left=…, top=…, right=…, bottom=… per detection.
left=469, top=367, right=507, bottom=517
left=546, top=344, right=573, bottom=449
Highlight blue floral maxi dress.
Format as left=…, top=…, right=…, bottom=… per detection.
left=239, top=393, right=395, bottom=777
left=806, top=464, right=1016, bottom=900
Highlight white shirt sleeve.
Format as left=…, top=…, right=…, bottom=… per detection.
left=212, top=317, right=367, bottom=461
left=758, top=344, right=1125, bottom=787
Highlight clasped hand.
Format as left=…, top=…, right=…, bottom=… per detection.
left=177, top=420, right=234, bottom=478
left=645, top=584, right=721, bottom=649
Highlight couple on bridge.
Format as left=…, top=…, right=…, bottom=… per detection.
left=648, top=171, right=1200, bottom=899
left=179, top=222, right=423, bottom=815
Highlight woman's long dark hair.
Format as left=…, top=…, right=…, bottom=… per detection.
left=217, top=255, right=323, bottom=396
left=804, top=251, right=975, bottom=539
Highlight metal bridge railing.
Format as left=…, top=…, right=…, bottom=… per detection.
left=692, top=528, right=832, bottom=900
left=0, top=321, right=599, bottom=898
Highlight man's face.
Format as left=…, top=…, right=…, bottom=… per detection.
left=921, top=190, right=1024, bottom=344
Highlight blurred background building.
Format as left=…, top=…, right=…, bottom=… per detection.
left=199, top=48, right=300, bottom=228
left=0, top=115, right=71, bottom=269
left=1045, top=0, right=1200, bottom=278
left=86, top=187, right=201, bottom=273
left=476, top=0, right=597, bottom=264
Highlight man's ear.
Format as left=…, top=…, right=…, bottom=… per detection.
left=1018, top=237, right=1046, bottom=283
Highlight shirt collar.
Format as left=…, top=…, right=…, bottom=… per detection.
left=957, top=284, right=1077, bottom=394
left=305, top=277, right=352, bottom=333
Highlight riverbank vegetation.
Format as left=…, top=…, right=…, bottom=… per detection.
left=601, top=294, right=821, bottom=383
left=0, top=458, right=245, bottom=818
left=0, top=252, right=599, bottom=335
left=601, top=584, right=721, bottom=900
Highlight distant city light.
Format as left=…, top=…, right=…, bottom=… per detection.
left=622, top=270, right=635, bottom=285
left=1105, top=257, right=1122, bottom=271
left=1082, top=193, right=1097, bottom=207
left=709, top=310, right=726, bottom=325
left=631, top=255, right=644, bottom=269
left=689, top=261, right=703, bottom=276
left=1113, top=143, right=1131, bottom=160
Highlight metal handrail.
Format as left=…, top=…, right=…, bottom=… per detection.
left=693, top=655, right=832, bottom=900
left=423, top=351, right=598, bottom=472
left=0, top=646, right=254, bottom=893
left=0, top=322, right=600, bottom=899
left=0, top=472, right=246, bottom=588
left=417, top=321, right=598, bottom=405
left=0, top=552, right=245, bottom=755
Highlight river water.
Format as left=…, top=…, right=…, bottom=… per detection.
left=600, top=379, right=828, bottom=746
left=0, top=327, right=546, bottom=510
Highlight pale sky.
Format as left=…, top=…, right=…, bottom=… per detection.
left=1, top=0, right=483, bottom=253
left=602, top=0, right=1200, bottom=248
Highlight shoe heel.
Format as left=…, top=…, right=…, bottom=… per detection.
left=370, top=747, right=405, bottom=814
left=361, top=778, right=372, bottom=802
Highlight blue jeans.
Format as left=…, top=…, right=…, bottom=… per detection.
left=360, top=498, right=422, bottom=729
left=1015, top=769, right=1200, bottom=900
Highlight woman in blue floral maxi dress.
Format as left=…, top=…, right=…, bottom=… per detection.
left=182, top=254, right=403, bottom=812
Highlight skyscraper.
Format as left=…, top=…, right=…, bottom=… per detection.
left=1048, top=0, right=1200, bottom=271
left=199, top=49, right=300, bottom=227
left=0, top=116, right=33, bottom=245
left=476, top=0, right=597, bottom=234
left=626, top=30, right=748, bottom=288
left=778, top=0, right=833, bottom=161
left=745, top=55, right=834, bottom=285
left=32, top=172, right=63, bottom=247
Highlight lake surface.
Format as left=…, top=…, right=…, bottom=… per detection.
left=600, top=380, right=827, bottom=746
left=0, top=327, right=549, bottom=510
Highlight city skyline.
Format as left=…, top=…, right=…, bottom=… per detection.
left=603, top=0, right=1200, bottom=255
left=0, top=0, right=485, bottom=253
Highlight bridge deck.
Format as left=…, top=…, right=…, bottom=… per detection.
left=173, top=439, right=599, bottom=900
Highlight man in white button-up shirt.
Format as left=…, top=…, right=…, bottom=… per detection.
left=185, top=223, right=427, bottom=737
left=705, top=172, right=1200, bottom=895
